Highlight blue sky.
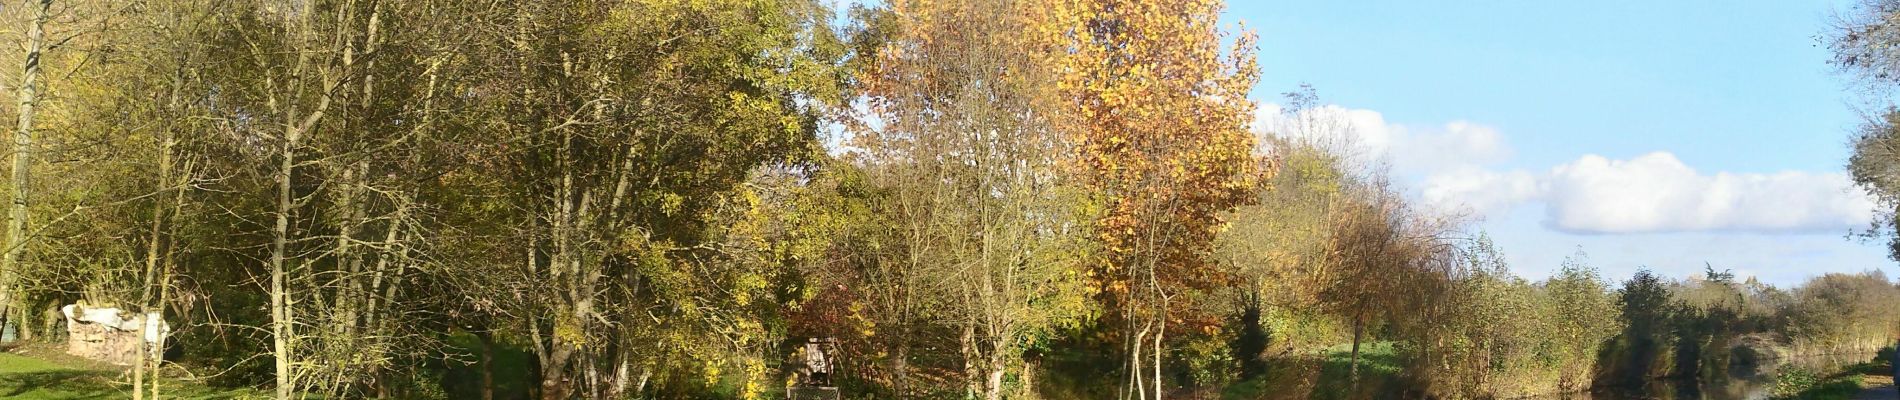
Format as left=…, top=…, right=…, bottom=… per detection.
left=1228, top=1, right=1893, bottom=286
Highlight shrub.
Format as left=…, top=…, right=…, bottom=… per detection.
left=1770, top=366, right=1819, bottom=399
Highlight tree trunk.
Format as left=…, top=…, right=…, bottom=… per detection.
left=478, top=330, right=497, bottom=400
left=539, top=345, right=573, bottom=400
left=1349, top=312, right=1364, bottom=386
left=133, top=317, right=147, bottom=400
left=1021, top=357, right=1036, bottom=399
left=134, top=115, right=175, bottom=400
left=10, top=307, right=25, bottom=342
left=1153, top=315, right=1165, bottom=400
left=149, top=192, right=180, bottom=400
left=270, top=115, right=299, bottom=400
left=607, top=345, right=634, bottom=400
left=584, top=353, right=601, bottom=399
left=0, top=0, right=50, bottom=344
left=1130, top=325, right=1146, bottom=400
left=269, top=0, right=337, bottom=395
left=539, top=125, right=583, bottom=400
left=636, top=369, right=651, bottom=394
left=961, top=320, right=977, bottom=398
left=145, top=51, right=191, bottom=400
left=985, top=353, right=1006, bottom=400
left=331, top=5, right=383, bottom=385
left=892, top=339, right=910, bottom=397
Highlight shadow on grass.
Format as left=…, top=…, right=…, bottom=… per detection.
left=441, top=333, right=535, bottom=400
left=0, top=369, right=117, bottom=399
left=0, top=369, right=266, bottom=400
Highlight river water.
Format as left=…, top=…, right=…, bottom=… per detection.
left=1534, top=352, right=1878, bottom=400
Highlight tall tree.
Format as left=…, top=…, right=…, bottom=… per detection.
left=176, top=1, right=454, bottom=395
left=1833, top=0, right=1900, bottom=261
left=1614, top=269, right=1674, bottom=384
left=452, top=1, right=844, bottom=398
left=1046, top=0, right=1261, bottom=397
left=1315, top=178, right=1437, bottom=385
left=853, top=0, right=1091, bottom=397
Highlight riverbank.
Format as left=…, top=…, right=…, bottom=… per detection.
left=1770, top=352, right=1893, bottom=400
left=1223, top=342, right=1882, bottom=400
left=1855, top=375, right=1896, bottom=400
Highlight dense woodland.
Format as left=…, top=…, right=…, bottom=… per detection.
left=1, top=0, right=1900, bottom=399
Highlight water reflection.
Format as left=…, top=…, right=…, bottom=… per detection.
left=1534, top=353, right=1875, bottom=400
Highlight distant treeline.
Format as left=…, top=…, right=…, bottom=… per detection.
left=1366, top=257, right=1900, bottom=399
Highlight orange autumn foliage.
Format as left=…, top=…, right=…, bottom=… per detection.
left=1047, top=0, right=1262, bottom=322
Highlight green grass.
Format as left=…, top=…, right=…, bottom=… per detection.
left=0, top=352, right=267, bottom=400
left=1772, top=370, right=1865, bottom=400
left=1771, top=354, right=1891, bottom=400
left=1, top=353, right=69, bottom=373
left=439, top=333, right=535, bottom=399
left=1318, top=341, right=1403, bottom=376
left=1309, top=341, right=1405, bottom=400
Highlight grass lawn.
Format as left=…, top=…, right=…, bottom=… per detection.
left=1309, top=341, right=1405, bottom=400
left=0, top=347, right=267, bottom=400
left=1318, top=341, right=1402, bottom=376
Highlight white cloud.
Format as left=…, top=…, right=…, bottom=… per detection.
left=1421, top=152, right=1876, bottom=234
left=1538, top=152, right=1874, bottom=234
left=1420, top=166, right=1542, bottom=217
left=1256, top=102, right=1878, bottom=235
left=1254, top=104, right=1508, bottom=175
left=1400, top=121, right=1511, bottom=174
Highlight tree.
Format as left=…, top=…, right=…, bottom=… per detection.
left=99, top=1, right=217, bottom=397
left=160, top=1, right=390, bottom=396
left=1541, top=251, right=1621, bottom=391
left=1215, top=113, right=1350, bottom=384
left=1833, top=0, right=1900, bottom=261
left=440, top=1, right=844, bottom=398
left=1384, top=231, right=1522, bottom=398
left=1613, top=269, right=1674, bottom=384
left=1045, top=0, right=1261, bottom=397
left=851, top=0, right=1092, bottom=397
left=1315, top=176, right=1451, bottom=386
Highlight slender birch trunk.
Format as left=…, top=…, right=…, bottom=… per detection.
left=150, top=160, right=186, bottom=400
left=1130, top=324, right=1146, bottom=400
left=268, top=0, right=344, bottom=395
left=985, top=354, right=1006, bottom=400
left=1153, top=312, right=1165, bottom=400
left=270, top=105, right=301, bottom=400
left=0, top=0, right=51, bottom=340
left=538, top=126, right=578, bottom=400
left=135, top=107, right=177, bottom=400
left=961, top=316, right=978, bottom=399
